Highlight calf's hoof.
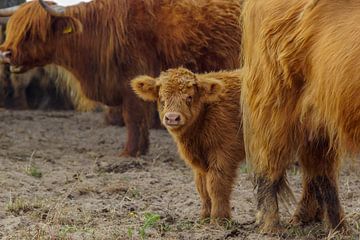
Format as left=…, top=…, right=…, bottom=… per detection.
left=210, top=217, right=231, bottom=226
left=200, top=210, right=210, bottom=220
left=289, top=215, right=303, bottom=226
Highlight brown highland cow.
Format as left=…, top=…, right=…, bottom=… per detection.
left=241, top=0, right=360, bottom=233
left=0, top=0, right=242, bottom=157
left=132, top=68, right=245, bottom=221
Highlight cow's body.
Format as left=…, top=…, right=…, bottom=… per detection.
left=0, top=0, right=242, bottom=156
left=242, top=0, right=360, bottom=232
left=132, top=68, right=245, bottom=221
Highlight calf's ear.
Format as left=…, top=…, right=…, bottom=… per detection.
left=131, top=75, right=158, bottom=101
left=197, top=77, right=224, bottom=103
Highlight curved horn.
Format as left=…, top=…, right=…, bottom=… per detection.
left=0, top=6, right=19, bottom=17
left=0, top=17, right=9, bottom=25
left=38, top=0, right=67, bottom=17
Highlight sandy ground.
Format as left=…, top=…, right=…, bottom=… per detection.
left=0, top=110, right=359, bottom=240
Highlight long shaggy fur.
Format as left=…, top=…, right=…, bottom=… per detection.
left=45, top=65, right=102, bottom=111
left=242, top=0, right=360, bottom=232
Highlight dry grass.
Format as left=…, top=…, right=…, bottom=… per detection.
left=24, top=151, right=42, bottom=178
left=3, top=169, right=360, bottom=240
left=4, top=176, right=97, bottom=239
left=1, top=111, right=359, bottom=240
left=6, top=196, right=43, bottom=216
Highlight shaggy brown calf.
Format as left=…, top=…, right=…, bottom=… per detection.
left=241, top=0, right=360, bottom=232
left=132, top=68, right=245, bottom=221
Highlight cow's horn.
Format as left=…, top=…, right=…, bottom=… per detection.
left=0, top=6, right=19, bottom=17
left=38, top=0, right=67, bottom=17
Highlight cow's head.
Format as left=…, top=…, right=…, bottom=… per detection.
left=131, top=68, right=224, bottom=133
left=0, top=0, right=82, bottom=73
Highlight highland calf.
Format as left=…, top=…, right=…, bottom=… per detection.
left=132, top=68, right=245, bottom=221
left=241, top=0, right=360, bottom=232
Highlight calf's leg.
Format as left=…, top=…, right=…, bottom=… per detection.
left=206, top=168, right=234, bottom=222
left=194, top=170, right=211, bottom=219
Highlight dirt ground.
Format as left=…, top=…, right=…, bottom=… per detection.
left=0, top=110, right=359, bottom=240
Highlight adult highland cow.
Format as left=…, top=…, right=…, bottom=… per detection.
left=0, top=0, right=242, bottom=156
left=242, top=0, right=360, bottom=233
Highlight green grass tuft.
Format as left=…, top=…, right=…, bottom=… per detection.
left=25, top=165, right=42, bottom=178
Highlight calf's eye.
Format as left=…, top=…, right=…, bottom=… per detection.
left=186, top=96, right=192, bottom=106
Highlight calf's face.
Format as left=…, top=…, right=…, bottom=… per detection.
left=131, top=68, right=224, bottom=133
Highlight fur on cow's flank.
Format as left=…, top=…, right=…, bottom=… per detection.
left=242, top=0, right=360, bottom=233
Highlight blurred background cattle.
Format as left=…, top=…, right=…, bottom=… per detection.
left=0, top=0, right=23, bottom=9
left=2, top=67, right=75, bottom=110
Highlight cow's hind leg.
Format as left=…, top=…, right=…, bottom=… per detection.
left=121, top=93, right=149, bottom=157
left=255, top=174, right=291, bottom=233
left=317, top=174, right=345, bottom=230
left=291, top=142, right=325, bottom=225
left=292, top=137, right=344, bottom=230
left=291, top=177, right=324, bottom=225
